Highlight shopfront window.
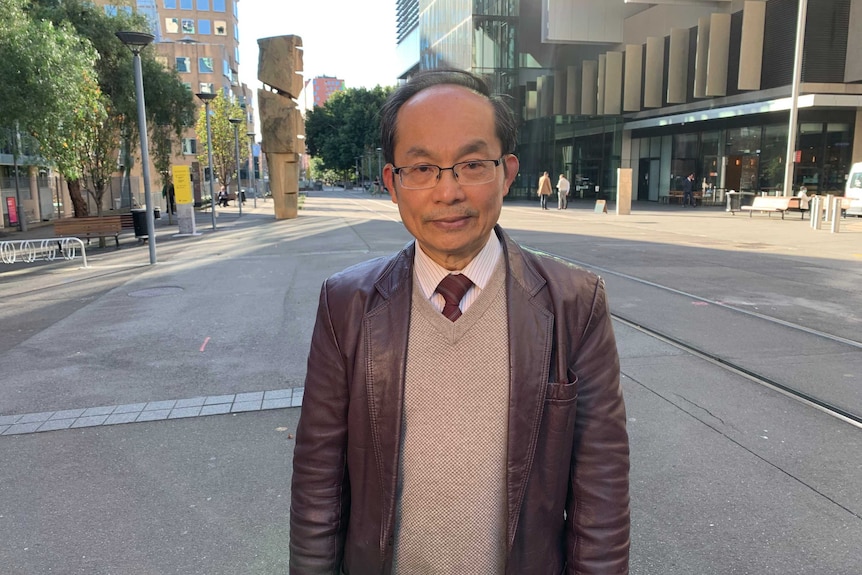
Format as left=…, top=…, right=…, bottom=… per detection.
left=758, top=124, right=787, bottom=192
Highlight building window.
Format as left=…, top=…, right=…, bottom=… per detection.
left=176, top=57, right=191, bottom=73
left=199, top=82, right=215, bottom=94
left=198, top=19, right=211, bottom=34
left=199, top=57, right=214, bottom=74
left=181, top=18, right=195, bottom=34
left=213, top=0, right=226, bottom=12
left=234, top=23, right=239, bottom=41
left=104, top=5, right=117, bottom=16
left=196, top=0, right=209, bottom=9
left=182, top=138, right=197, bottom=155
left=214, top=20, right=227, bottom=35
left=234, top=46, right=240, bottom=64
left=233, top=0, right=237, bottom=17
left=223, top=59, right=231, bottom=79
left=165, top=17, right=179, bottom=33
left=164, top=0, right=177, bottom=7
left=180, top=0, right=192, bottom=9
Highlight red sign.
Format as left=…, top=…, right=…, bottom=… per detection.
left=794, top=150, right=802, bottom=163
left=6, top=197, right=17, bottom=225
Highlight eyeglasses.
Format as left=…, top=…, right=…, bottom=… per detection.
left=392, top=157, right=504, bottom=190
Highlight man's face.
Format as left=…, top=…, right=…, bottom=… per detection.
left=382, top=85, right=519, bottom=271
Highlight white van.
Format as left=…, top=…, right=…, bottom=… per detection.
left=845, top=162, right=862, bottom=216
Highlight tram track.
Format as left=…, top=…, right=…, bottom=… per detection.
left=534, top=248, right=862, bottom=428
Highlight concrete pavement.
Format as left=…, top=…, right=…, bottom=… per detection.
left=1, top=191, right=860, bottom=574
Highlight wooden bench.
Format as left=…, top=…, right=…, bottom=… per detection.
left=53, top=215, right=123, bottom=248
left=662, top=191, right=703, bottom=205
left=739, top=196, right=803, bottom=220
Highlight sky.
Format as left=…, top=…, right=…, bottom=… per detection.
left=237, top=0, right=399, bottom=112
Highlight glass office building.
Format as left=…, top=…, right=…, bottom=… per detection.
left=397, top=0, right=861, bottom=201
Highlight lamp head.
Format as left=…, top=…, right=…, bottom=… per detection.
left=116, top=31, right=155, bottom=51
left=195, top=92, right=217, bottom=104
left=229, top=118, right=243, bottom=125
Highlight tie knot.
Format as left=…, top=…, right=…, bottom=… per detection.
left=436, top=274, right=473, bottom=321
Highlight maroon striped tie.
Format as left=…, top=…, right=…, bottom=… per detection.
left=436, top=273, right=473, bottom=321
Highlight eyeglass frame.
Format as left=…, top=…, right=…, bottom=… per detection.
left=391, top=156, right=506, bottom=189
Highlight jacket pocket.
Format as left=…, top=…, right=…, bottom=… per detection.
left=546, top=375, right=578, bottom=404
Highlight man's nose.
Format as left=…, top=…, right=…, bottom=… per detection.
left=433, top=168, right=464, bottom=200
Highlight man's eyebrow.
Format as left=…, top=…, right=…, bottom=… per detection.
left=401, top=140, right=494, bottom=161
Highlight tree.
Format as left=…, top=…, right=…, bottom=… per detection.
left=195, top=92, right=248, bottom=199
left=305, top=86, right=393, bottom=182
left=0, top=0, right=102, bottom=215
left=29, top=0, right=195, bottom=214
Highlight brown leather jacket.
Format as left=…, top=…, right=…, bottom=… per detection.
left=290, top=226, right=630, bottom=574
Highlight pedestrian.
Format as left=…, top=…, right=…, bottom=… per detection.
left=218, top=185, right=229, bottom=207
left=557, top=173, right=570, bottom=209
left=289, top=69, right=630, bottom=575
left=683, top=172, right=696, bottom=207
left=537, top=170, right=552, bottom=209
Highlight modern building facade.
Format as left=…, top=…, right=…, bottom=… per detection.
left=312, top=76, right=346, bottom=107
left=397, top=0, right=862, bottom=202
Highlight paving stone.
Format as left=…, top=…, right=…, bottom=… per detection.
left=169, top=406, right=202, bottom=419
left=262, top=397, right=293, bottom=410
left=231, top=401, right=261, bottom=413
left=0, top=425, right=9, bottom=434
left=199, top=404, right=232, bottom=416
left=291, top=394, right=304, bottom=407
left=264, top=388, right=293, bottom=400
left=113, top=403, right=147, bottom=414
left=81, top=406, right=115, bottom=417
left=49, top=409, right=86, bottom=420
left=37, top=419, right=75, bottom=432
left=235, top=392, right=264, bottom=403
left=0, top=415, right=22, bottom=426
left=144, top=400, right=176, bottom=411
left=71, top=415, right=109, bottom=428
left=174, top=397, right=206, bottom=408
left=16, top=412, right=55, bottom=424
left=204, top=394, right=235, bottom=405
left=104, top=412, right=140, bottom=425
left=136, top=409, right=171, bottom=422
left=3, top=422, right=42, bottom=435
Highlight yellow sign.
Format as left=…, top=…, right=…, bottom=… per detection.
left=172, top=165, right=193, bottom=204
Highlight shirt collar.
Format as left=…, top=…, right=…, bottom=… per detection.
left=413, top=233, right=502, bottom=299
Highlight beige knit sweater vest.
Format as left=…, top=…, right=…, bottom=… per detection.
left=393, top=261, right=509, bottom=574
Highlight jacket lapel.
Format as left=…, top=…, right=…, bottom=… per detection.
left=499, top=229, right=554, bottom=548
left=365, top=244, right=414, bottom=541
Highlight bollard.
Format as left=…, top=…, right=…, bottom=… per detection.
left=824, top=194, right=834, bottom=222
left=830, top=196, right=841, bottom=233
left=811, top=196, right=822, bottom=230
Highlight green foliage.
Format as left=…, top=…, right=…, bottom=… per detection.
left=195, top=92, right=249, bottom=193
left=0, top=0, right=101, bottom=182
left=304, top=85, right=393, bottom=180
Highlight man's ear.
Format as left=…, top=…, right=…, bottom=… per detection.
left=382, top=164, right=398, bottom=204
left=503, top=155, right=520, bottom=191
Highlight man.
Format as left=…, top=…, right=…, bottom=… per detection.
left=557, top=173, right=571, bottom=210
left=682, top=173, right=696, bottom=207
left=538, top=170, right=552, bottom=209
left=290, top=69, right=630, bottom=575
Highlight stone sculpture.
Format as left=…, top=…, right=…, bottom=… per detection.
left=258, top=35, right=304, bottom=219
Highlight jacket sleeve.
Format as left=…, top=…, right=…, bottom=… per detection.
left=567, top=278, right=630, bottom=574
left=290, top=281, right=351, bottom=574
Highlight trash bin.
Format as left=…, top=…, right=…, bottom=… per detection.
left=154, top=206, right=161, bottom=220
left=131, top=208, right=147, bottom=238
left=726, top=191, right=741, bottom=212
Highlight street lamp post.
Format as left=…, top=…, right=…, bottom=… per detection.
left=355, top=156, right=360, bottom=189
left=195, top=91, right=218, bottom=229
left=229, top=118, right=243, bottom=216
left=12, top=122, right=25, bottom=232
left=247, top=132, right=256, bottom=208
left=376, top=147, right=383, bottom=188
left=116, top=30, right=157, bottom=264
left=782, top=0, right=809, bottom=197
